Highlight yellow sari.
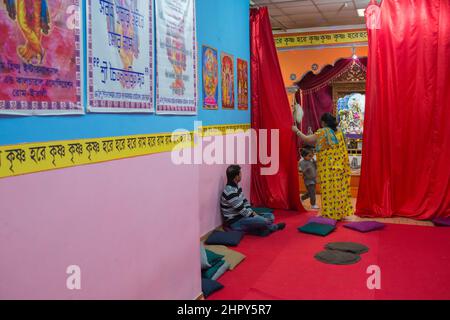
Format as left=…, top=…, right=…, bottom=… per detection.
left=315, top=127, right=353, bottom=220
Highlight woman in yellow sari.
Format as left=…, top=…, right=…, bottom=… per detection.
left=293, top=113, right=353, bottom=220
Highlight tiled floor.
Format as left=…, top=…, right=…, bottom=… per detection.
left=301, top=195, right=434, bottom=227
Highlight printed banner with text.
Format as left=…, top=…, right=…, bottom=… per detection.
left=0, top=0, right=83, bottom=115
left=87, top=0, right=153, bottom=113
left=155, top=0, right=197, bottom=115
left=275, top=29, right=368, bottom=49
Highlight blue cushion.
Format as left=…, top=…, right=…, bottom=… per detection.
left=202, top=279, right=224, bottom=298
left=205, top=230, right=244, bottom=246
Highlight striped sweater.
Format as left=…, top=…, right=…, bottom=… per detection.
left=220, top=182, right=254, bottom=225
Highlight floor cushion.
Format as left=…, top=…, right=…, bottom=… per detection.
left=298, top=222, right=336, bottom=236
left=202, top=278, right=224, bottom=298
left=205, top=230, right=244, bottom=246
left=325, top=242, right=369, bottom=254
left=202, top=259, right=226, bottom=279
left=204, top=245, right=246, bottom=270
left=432, top=217, right=450, bottom=226
left=343, top=221, right=385, bottom=233
left=307, top=216, right=337, bottom=226
left=252, top=207, right=274, bottom=214
left=200, top=244, right=211, bottom=270
left=205, top=249, right=224, bottom=266
left=211, top=261, right=230, bottom=281
left=314, top=249, right=361, bottom=265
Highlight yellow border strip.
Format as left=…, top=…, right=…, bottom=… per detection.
left=0, top=124, right=251, bottom=179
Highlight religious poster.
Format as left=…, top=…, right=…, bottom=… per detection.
left=237, top=58, right=248, bottom=110
left=221, top=52, right=234, bottom=110
left=0, top=0, right=83, bottom=115
left=87, top=0, right=153, bottom=113
left=155, top=0, right=197, bottom=115
left=202, top=45, right=218, bottom=110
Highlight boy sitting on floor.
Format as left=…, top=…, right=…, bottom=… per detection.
left=220, top=165, right=286, bottom=235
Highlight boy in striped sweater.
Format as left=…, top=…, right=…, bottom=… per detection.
left=220, top=165, right=286, bottom=235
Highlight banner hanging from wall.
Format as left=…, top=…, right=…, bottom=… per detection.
left=87, top=0, right=153, bottom=113
left=0, top=0, right=83, bottom=115
left=155, top=0, right=197, bottom=115
left=237, top=58, right=248, bottom=110
left=202, top=45, right=218, bottom=110
left=274, top=29, right=368, bottom=49
left=221, top=52, right=235, bottom=110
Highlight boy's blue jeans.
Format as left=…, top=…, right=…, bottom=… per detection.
left=230, top=212, right=277, bottom=232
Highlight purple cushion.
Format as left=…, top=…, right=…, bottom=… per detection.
left=432, top=217, right=450, bottom=226
left=307, top=216, right=337, bottom=226
left=344, top=221, right=385, bottom=232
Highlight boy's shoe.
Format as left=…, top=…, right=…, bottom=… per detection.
left=311, top=205, right=320, bottom=210
left=276, top=222, right=286, bottom=230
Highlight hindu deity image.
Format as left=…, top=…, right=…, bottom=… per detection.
left=3, top=0, right=51, bottom=65
left=166, top=16, right=187, bottom=95
left=221, top=54, right=234, bottom=109
left=337, top=93, right=365, bottom=137
left=237, top=59, right=248, bottom=109
left=202, top=46, right=218, bottom=108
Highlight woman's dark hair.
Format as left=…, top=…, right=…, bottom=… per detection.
left=321, top=113, right=338, bottom=131
left=226, top=165, right=241, bottom=183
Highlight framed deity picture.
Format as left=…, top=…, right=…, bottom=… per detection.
left=237, top=58, right=248, bottom=110
left=202, top=46, right=219, bottom=110
left=220, top=52, right=235, bottom=109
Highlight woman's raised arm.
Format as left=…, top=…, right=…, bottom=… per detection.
left=292, top=126, right=318, bottom=145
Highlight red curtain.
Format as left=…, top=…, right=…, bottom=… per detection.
left=356, top=0, right=450, bottom=219
left=250, top=7, right=303, bottom=212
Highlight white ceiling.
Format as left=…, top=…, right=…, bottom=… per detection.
left=251, top=0, right=372, bottom=30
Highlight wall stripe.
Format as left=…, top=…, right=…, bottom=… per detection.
left=0, top=124, right=250, bottom=178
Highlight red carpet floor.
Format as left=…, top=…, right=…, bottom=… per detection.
left=208, top=210, right=450, bottom=300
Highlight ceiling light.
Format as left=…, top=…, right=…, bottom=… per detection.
left=357, top=9, right=365, bottom=17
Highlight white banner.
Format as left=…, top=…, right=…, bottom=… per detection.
left=87, top=0, right=153, bottom=113
left=155, top=0, right=197, bottom=115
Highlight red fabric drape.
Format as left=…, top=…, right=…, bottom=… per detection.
left=356, top=0, right=450, bottom=219
left=295, top=58, right=368, bottom=135
left=250, top=7, right=303, bottom=212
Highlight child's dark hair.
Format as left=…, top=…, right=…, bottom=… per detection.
left=321, top=113, right=338, bottom=131
left=301, top=148, right=313, bottom=158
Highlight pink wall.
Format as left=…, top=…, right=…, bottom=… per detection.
left=198, top=132, right=251, bottom=236
left=0, top=132, right=252, bottom=299
left=0, top=152, right=201, bottom=299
